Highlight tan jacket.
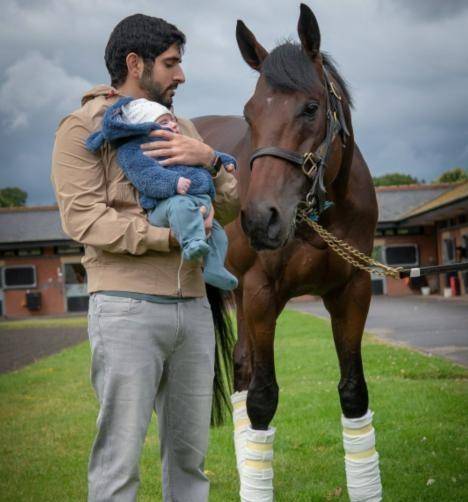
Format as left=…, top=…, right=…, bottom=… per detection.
left=51, top=85, right=239, bottom=296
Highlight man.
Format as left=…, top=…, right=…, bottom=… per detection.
left=51, top=13, right=239, bottom=502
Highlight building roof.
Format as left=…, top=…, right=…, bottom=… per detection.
left=375, top=184, right=453, bottom=223
left=0, top=205, right=69, bottom=246
left=401, top=181, right=468, bottom=219
left=0, top=183, right=466, bottom=246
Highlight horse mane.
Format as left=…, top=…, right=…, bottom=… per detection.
left=262, top=41, right=353, bottom=108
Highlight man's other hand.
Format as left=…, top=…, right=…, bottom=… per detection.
left=141, top=130, right=214, bottom=167
left=169, top=230, right=179, bottom=249
left=204, top=205, right=214, bottom=237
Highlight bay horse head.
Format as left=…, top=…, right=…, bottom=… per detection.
left=237, top=3, right=352, bottom=250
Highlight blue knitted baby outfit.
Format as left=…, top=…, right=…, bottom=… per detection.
left=86, top=96, right=235, bottom=210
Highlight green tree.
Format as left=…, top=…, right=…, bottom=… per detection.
left=435, top=167, right=468, bottom=183
left=373, top=173, right=419, bottom=187
left=0, top=187, right=28, bottom=207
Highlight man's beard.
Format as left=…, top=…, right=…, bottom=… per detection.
left=139, top=63, right=175, bottom=108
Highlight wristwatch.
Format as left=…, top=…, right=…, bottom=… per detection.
left=207, top=153, right=223, bottom=177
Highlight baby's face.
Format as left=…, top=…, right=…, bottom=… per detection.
left=156, top=113, right=180, bottom=134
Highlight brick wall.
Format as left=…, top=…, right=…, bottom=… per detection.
left=374, top=228, right=439, bottom=296
left=2, top=247, right=65, bottom=317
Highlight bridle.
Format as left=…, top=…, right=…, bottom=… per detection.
left=249, top=67, right=350, bottom=219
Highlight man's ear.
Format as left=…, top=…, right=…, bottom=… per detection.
left=126, top=52, right=144, bottom=79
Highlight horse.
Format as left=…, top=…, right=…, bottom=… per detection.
left=194, top=4, right=382, bottom=501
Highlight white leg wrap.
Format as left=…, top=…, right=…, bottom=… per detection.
left=342, top=409, right=382, bottom=502
left=240, top=427, right=275, bottom=502
left=231, top=391, right=251, bottom=471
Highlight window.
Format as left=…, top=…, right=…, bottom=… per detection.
left=17, top=248, right=42, bottom=257
left=463, top=235, right=468, bottom=258
left=64, top=263, right=86, bottom=284
left=67, top=296, right=89, bottom=312
left=463, top=271, right=468, bottom=291
left=3, top=266, right=37, bottom=288
left=384, top=245, right=419, bottom=267
left=54, top=245, right=84, bottom=255
left=443, top=238, right=455, bottom=263
left=64, top=263, right=88, bottom=312
left=371, top=278, right=385, bottom=295
left=396, top=227, right=423, bottom=236
left=372, top=246, right=384, bottom=262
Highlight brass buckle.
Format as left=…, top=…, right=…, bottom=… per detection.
left=302, top=153, right=317, bottom=177
left=305, top=192, right=316, bottom=207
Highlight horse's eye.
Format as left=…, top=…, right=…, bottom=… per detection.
left=302, top=103, right=318, bottom=118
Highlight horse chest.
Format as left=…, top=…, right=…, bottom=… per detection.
left=258, top=240, right=351, bottom=299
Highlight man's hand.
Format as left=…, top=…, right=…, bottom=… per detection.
left=177, top=177, right=191, bottom=194
left=141, top=130, right=214, bottom=167
left=204, top=205, right=215, bottom=237
left=169, top=230, right=180, bottom=249
left=168, top=205, right=214, bottom=248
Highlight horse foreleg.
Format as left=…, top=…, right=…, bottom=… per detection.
left=233, top=285, right=253, bottom=392
left=323, top=271, right=382, bottom=502
left=231, top=286, right=253, bottom=474
left=235, top=263, right=279, bottom=502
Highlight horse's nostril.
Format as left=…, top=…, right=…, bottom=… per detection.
left=268, top=206, right=279, bottom=224
left=267, top=206, right=281, bottom=240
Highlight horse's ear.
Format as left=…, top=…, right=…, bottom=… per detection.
left=236, top=20, right=268, bottom=71
left=297, top=3, right=321, bottom=59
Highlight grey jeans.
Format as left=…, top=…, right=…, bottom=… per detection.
left=87, top=293, right=215, bottom=502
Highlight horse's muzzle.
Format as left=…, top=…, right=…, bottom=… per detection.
left=240, top=204, right=286, bottom=250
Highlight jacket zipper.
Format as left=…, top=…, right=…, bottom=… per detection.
left=176, top=250, right=184, bottom=297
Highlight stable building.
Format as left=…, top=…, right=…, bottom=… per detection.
left=0, top=206, right=87, bottom=317
left=373, top=182, right=468, bottom=296
left=0, top=183, right=467, bottom=317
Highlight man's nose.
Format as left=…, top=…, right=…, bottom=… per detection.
left=174, top=66, right=185, bottom=84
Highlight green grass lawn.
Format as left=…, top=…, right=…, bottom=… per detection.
left=0, top=316, right=87, bottom=331
left=0, top=310, right=467, bottom=501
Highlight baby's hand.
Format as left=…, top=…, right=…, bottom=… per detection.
left=225, top=163, right=235, bottom=173
left=177, top=177, right=191, bottom=194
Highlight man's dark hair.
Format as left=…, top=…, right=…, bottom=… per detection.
left=105, top=14, right=186, bottom=88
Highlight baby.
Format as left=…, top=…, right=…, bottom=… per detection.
left=86, top=97, right=238, bottom=291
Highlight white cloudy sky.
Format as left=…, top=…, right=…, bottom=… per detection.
left=1, top=0, right=467, bottom=205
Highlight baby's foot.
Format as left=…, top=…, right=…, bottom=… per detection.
left=183, top=240, right=210, bottom=261
left=203, top=267, right=238, bottom=291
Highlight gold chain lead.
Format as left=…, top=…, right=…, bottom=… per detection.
left=299, top=212, right=403, bottom=279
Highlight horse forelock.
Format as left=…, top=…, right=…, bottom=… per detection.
left=261, top=42, right=353, bottom=108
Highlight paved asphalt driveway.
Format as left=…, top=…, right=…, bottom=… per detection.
left=288, top=296, right=468, bottom=367
left=0, top=326, right=87, bottom=374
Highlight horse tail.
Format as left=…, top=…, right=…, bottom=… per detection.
left=206, top=284, right=235, bottom=426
